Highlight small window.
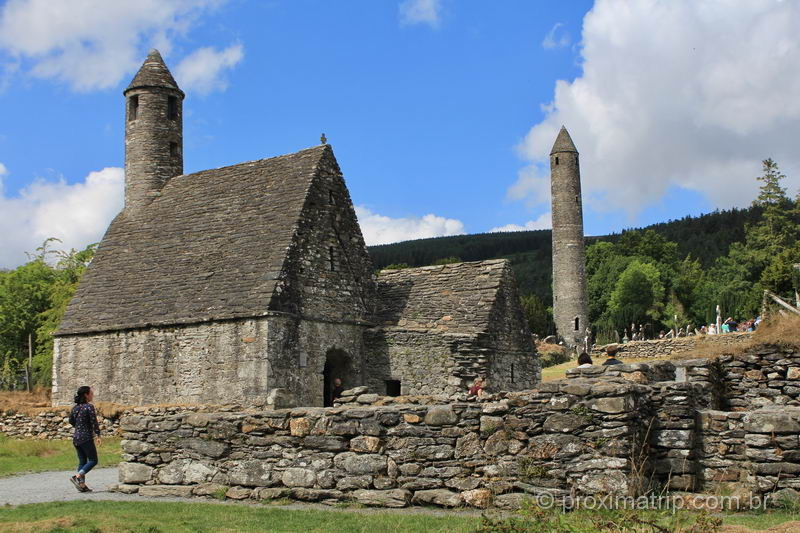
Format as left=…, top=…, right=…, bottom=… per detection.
left=167, top=96, right=178, bottom=120
left=329, top=246, right=336, bottom=272
left=510, top=363, right=515, bottom=383
left=555, top=156, right=559, bottom=165
left=574, top=317, right=580, bottom=331
left=329, top=191, right=335, bottom=205
left=385, top=380, right=401, bottom=397
left=128, top=96, right=139, bottom=121
left=169, top=142, right=178, bottom=157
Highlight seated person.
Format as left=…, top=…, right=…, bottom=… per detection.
left=577, top=352, right=593, bottom=368
left=468, top=377, right=486, bottom=397
left=602, top=344, right=623, bottom=365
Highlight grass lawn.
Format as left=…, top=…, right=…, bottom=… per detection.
left=0, top=500, right=477, bottom=533
left=1, top=501, right=800, bottom=532
left=0, top=434, right=121, bottom=477
left=721, top=509, right=800, bottom=530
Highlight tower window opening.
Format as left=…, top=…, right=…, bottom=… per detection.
left=329, top=246, right=336, bottom=271
left=574, top=317, right=580, bottom=331
left=128, top=96, right=138, bottom=121
left=167, top=96, right=178, bottom=120
left=555, top=156, right=559, bottom=165
left=511, top=363, right=515, bottom=383
left=329, top=190, right=335, bottom=205
left=169, top=142, right=178, bottom=157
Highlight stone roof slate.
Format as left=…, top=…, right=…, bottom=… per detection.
left=550, top=126, right=578, bottom=154
left=375, top=259, right=509, bottom=335
left=57, top=145, right=330, bottom=335
left=125, top=49, right=182, bottom=95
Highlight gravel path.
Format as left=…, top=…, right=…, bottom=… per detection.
left=0, top=468, right=191, bottom=506
left=0, top=469, right=481, bottom=518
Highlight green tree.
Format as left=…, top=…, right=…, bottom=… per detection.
left=432, top=256, right=462, bottom=265
left=0, top=240, right=95, bottom=389
left=607, top=260, right=665, bottom=325
left=520, top=293, right=554, bottom=337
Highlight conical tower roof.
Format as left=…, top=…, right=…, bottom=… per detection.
left=124, top=49, right=183, bottom=95
left=550, top=126, right=578, bottom=154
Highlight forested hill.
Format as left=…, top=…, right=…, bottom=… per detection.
left=368, top=205, right=760, bottom=302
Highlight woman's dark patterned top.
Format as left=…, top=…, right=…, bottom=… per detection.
left=69, top=403, right=101, bottom=445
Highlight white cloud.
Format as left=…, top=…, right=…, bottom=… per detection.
left=0, top=0, right=227, bottom=91
left=542, top=23, right=570, bottom=50
left=399, top=0, right=442, bottom=29
left=489, top=212, right=551, bottom=233
left=174, top=43, right=243, bottom=95
left=0, top=165, right=123, bottom=268
left=355, top=206, right=464, bottom=245
left=511, top=0, right=800, bottom=216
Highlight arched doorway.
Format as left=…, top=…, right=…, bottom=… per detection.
left=322, top=349, right=354, bottom=407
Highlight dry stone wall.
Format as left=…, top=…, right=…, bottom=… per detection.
left=591, top=333, right=752, bottom=359
left=111, top=341, right=800, bottom=508
left=0, top=410, right=119, bottom=439
left=115, top=380, right=651, bottom=508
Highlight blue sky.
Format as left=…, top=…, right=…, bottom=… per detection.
left=1, top=0, right=798, bottom=268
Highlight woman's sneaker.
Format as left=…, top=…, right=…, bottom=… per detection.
left=79, top=482, right=93, bottom=493
left=70, top=475, right=84, bottom=492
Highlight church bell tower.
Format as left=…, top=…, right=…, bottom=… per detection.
left=123, top=49, right=184, bottom=211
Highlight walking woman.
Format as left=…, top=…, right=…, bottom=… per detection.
left=69, top=386, right=102, bottom=492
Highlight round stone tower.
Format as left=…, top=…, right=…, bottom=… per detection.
left=123, top=49, right=184, bottom=211
left=550, top=126, right=589, bottom=349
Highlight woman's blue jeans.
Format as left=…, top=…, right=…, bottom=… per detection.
left=74, top=439, right=98, bottom=475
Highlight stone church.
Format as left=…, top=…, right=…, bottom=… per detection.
left=51, top=50, right=538, bottom=407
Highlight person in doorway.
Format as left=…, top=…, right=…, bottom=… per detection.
left=331, top=378, right=344, bottom=403
left=69, top=386, right=102, bottom=493
left=602, top=344, right=623, bottom=366
left=577, top=352, right=593, bottom=368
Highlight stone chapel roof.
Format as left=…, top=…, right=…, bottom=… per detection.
left=124, top=49, right=182, bottom=95
left=375, top=259, right=510, bottom=335
left=550, top=126, right=578, bottom=154
left=56, top=145, right=331, bottom=335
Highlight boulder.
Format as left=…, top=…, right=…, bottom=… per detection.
left=352, top=489, right=412, bottom=508
left=281, top=468, right=316, bottom=488
left=184, top=438, right=229, bottom=458
left=193, top=483, right=229, bottom=496
left=118, top=462, right=154, bottom=484
left=337, top=453, right=387, bottom=475
left=455, top=432, right=482, bottom=458
left=229, top=460, right=273, bottom=487
left=350, top=436, right=383, bottom=453
left=462, top=488, right=492, bottom=508
left=289, top=417, right=312, bottom=437
left=411, top=489, right=463, bottom=507
left=225, top=486, right=252, bottom=500
left=138, top=485, right=194, bottom=498
left=424, top=405, right=458, bottom=426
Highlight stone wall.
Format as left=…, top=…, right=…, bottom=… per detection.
left=53, top=316, right=369, bottom=408
left=110, top=341, right=800, bottom=507
left=0, top=409, right=119, bottom=439
left=697, top=408, right=800, bottom=496
left=115, top=380, right=651, bottom=507
left=591, top=332, right=752, bottom=359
